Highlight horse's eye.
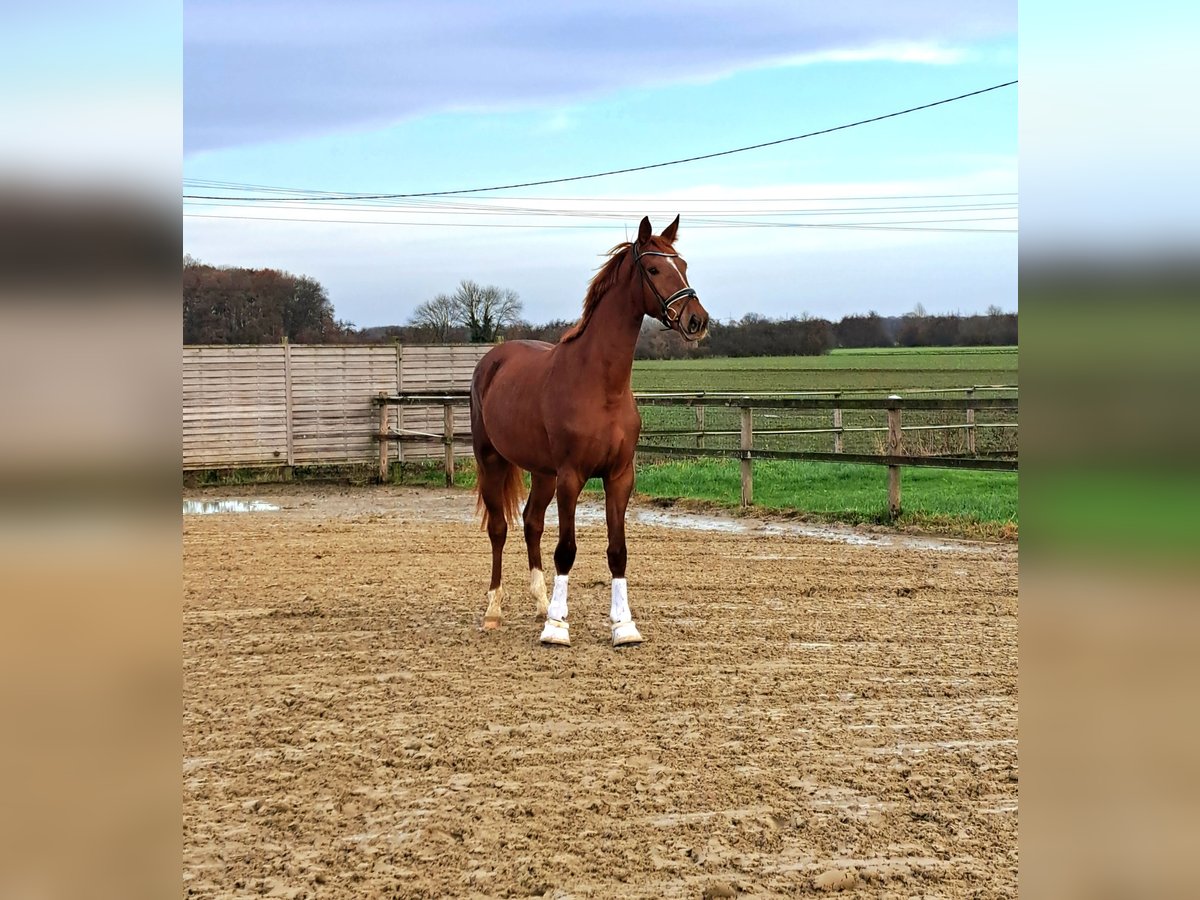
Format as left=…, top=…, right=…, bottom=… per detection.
left=648, top=267, right=659, bottom=276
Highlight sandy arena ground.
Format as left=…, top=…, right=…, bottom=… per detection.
left=183, top=484, right=1017, bottom=899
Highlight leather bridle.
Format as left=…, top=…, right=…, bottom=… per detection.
left=632, top=243, right=698, bottom=333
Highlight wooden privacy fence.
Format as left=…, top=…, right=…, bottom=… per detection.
left=183, top=343, right=492, bottom=471
left=374, top=390, right=1018, bottom=515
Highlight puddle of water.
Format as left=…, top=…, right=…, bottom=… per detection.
left=182, top=499, right=279, bottom=515
left=632, top=509, right=750, bottom=533
left=584, top=504, right=987, bottom=552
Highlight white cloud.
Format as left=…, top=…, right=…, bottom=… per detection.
left=781, top=42, right=969, bottom=66
left=537, top=111, right=575, bottom=134
left=185, top=1, right=1013, bottom=151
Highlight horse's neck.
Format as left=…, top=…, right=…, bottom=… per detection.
left=563, top=273, right=643, bottom=396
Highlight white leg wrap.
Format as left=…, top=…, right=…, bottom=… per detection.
left=539, top=575, right=570, bottom=646
left=548, top=574, right=569, bottom=622
left=610, top=578, right=644, bottom=646
left=530, top=568, right=549, bottom=618
left=610, top=578, right=631, bottom=623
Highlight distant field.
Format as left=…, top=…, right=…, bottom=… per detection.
left=632, top=346, right=1018, bottom=394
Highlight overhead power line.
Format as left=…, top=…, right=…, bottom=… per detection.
left=183, top=80, right=1017, bottom=202
left=184, top=200, right=1016, bottom=217
left=184, top=212, right=1015, bottom=233
left=182, top=179, right=1017, bottom=204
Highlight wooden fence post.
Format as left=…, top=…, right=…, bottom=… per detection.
left=443, top=403, right=455, bottom=486
left=395, top=343, right=405, bottom=463
left=832, top=392, right=843, bottom=453
left=740, top=406, right=753, bottom=507
left=965, top=386, right=976, bottom=455
left=282, top=338, right=295, bottom=470
left=695, top=404, right=705, bottom=450
left=378, top=394, right=390, bottom=482
left=887, top=395, right=902, bottom=518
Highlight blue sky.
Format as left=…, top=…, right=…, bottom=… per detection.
left=183, top=2, right=1017, bottom=328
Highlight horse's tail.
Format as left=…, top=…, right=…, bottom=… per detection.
left=475, top=458, right=525, bottom=531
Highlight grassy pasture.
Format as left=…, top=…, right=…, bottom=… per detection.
left=631, top=346, right=1018, bottom=394
left=628, top=347, right=1018, bottom=536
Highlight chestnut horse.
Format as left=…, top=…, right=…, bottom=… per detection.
left=470, top=215, right=709, bottom=647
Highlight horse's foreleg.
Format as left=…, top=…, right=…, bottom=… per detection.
left=604, top=465, right=643, bottom=647
left=523, top=472, right=555, bottom=619
left=540, top=470, right=583, bottom=646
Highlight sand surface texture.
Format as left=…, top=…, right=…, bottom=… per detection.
left=184, top=485, right=1017, bottom=898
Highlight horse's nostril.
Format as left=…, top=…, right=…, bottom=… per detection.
left=688, top=314, right=702, bottom=334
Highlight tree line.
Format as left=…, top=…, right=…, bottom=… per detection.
left=183, top=257, right=351, bottom=344
left=183, top=260, right=1016, bottom=354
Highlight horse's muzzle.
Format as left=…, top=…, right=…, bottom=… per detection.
left=683, top=310, right=709, bottom=341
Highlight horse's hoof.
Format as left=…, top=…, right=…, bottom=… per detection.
left=612, top=620, right=644, bottom=647
left=482, top=616, right=503, bottom=631
left=539, top=618, right=570, bottom=646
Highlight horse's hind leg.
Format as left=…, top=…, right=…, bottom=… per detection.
left=477, top=451, right=513, bottom=630
left=523, top=472, right=555, bottom=618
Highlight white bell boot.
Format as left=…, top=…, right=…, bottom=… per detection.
left=610, top=578, right=644, bottom=647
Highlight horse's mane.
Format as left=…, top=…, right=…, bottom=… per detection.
left=560, top=242, right=633, bottom=343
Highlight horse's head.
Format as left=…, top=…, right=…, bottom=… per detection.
left=633, top=215, right=709, bottom=342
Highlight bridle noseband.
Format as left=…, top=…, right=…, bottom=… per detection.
left=632, top=244, right=698, bottom=332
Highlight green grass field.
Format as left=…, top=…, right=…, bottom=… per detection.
left=628, top=347, right=1018, bottom=536
left=624, top=459, right=1017, bottom=538
left=632, top=346, right=1018, bottom=394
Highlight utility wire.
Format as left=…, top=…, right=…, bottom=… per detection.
left=183, top=200, right=1016, bottom=217
left=182, top=179, right=1017, bottom=204
left=183, top=80, right=1016, bottom=202
left=184, top=212, right=1016, bottom=233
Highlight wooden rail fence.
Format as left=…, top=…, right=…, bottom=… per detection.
left=374, top=390, right=1018, bottom=515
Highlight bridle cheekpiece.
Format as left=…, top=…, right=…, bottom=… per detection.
left=632, top=243, right=698, bottom=333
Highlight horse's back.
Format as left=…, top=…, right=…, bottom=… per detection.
left=472, top=340, right=553, bottom=398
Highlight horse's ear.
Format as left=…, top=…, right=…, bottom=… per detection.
left=637, top=216, right=653, bottom=243
left=661, top=214, right=680, bottom=243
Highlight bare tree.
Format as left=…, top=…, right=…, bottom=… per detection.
left=409, top=293, right=457, bottom=342
left=450, top=280, right=523, bottom=342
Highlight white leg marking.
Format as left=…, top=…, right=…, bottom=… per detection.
left=610, top=578, right=644, bottom=646
left=530, top=567, right=549, bottom=618
left=539, top=575, right=570, bottom=646
left=483, top=587, right=504, bottom=630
